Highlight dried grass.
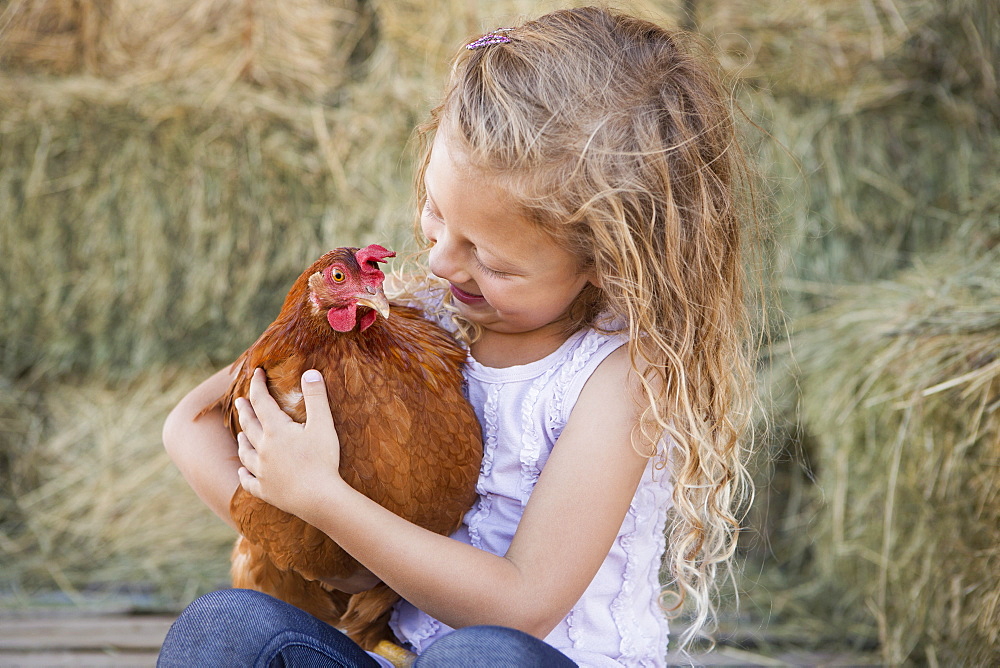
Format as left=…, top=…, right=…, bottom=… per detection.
left=695, top=0, right=1000, bottom=662
left=0, top=0, right=684, bottom=381
left=0, top=71, right=417, bottom=380
left=0, top=0, right=364, bottom=97
left=0, top=367, right=234, bottom=605
left=2, top=1, right=999, bottom=662
left=778, top=232, right=1000, bottom=665
left=699, top=0, right=999, bottom=295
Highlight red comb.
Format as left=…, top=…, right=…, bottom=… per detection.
left=355, top=244, right=395, bottom=268
left=355, top=245, right=395, bottom=285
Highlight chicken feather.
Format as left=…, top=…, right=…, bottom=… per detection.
left=206, top=245, right=482, bottom=649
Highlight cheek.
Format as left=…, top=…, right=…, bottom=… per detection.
left=479, top=282, right=514, bottom=308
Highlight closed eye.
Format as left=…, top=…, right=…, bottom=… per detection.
left=423, top=199, right=442, bottom=222
left=473, top=251, right=510, bottom=278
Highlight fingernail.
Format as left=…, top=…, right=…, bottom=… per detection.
left=303, top=369, right=322, bottom=383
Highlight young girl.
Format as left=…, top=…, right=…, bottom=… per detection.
left=159, top=6, right=755, bottom=667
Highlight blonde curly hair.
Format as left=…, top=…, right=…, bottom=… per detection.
left=410, top=6, right=758, bottom=647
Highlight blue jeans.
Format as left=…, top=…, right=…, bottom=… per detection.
left=157, top=589, right=577, bottom=667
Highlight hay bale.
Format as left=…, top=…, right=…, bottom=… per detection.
left=699, top=0, right=998, bottom=296
left=697, top=3, right=1000, bottom=660
left=0, top=368, right=235, bottom=605
left=0, top=74, right=419, bottom=380
left=0, top=0, right=687, bottom=382
left=0, top=0, right=367, bottom=98
left=774, top=231, right=1000, bottom=665
left=699, top=0, right=997, bottom=107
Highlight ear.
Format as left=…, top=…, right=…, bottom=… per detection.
left=580, top=262, right=602, bottom=289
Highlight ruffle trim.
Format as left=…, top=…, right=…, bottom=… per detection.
left=405, top=615, right=442, bottom=654
left=479, top=383, right=501, bottom=482
left=609, top=467, right=673, bottom=666
left=466, top=494, right=493, bottom=550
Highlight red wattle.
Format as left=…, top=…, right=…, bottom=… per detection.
left=359, top=310, right=377, bottom=331
left=327, top=305, right=357, bottom=332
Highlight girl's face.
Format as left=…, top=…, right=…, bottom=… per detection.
left=420, top=129, right=594, bottom=347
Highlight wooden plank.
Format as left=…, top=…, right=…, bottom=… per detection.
left=0, top=615, right=174, bottom=652
left=664, top=648, right=883, bottom=666
left=0, top=614, right=170, bottom=668
left=0, top=650, right=160, bottom=667
left=0, top=612, right=882, bottom=667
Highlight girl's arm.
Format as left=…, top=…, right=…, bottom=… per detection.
left=163, top=366, right=242, bottom=531
left=236, top=346, right=650, bottom=638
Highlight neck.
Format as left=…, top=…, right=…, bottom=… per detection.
left=470, top=324, right=578, bottom=368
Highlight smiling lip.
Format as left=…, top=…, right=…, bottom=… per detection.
left=449, top=283, right=487, bottom=305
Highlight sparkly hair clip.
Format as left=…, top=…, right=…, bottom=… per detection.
left=466, top=28, right=513, bottom=50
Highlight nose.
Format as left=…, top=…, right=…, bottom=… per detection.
left=426, top=231, right=470, bottom=284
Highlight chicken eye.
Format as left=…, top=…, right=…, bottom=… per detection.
left=331, top=270, right=346, bottom=282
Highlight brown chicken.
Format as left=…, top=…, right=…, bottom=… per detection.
left=207, top=244, right=482, bottom=649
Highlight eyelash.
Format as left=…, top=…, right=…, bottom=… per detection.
left=423, top=200, right=441, bottom=221
left=474, top=253, right=509, bottom=278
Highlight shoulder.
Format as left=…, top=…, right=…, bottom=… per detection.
left=574, top=344, right=640, bottom=420
left=571, top=321, right=630, bottom=374
left=570, top=340, right=662, bottom=454
left=548, top=327, right=630, bottom=422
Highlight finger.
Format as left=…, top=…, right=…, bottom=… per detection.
left=236, top=431, right=258, bottom=474
left=234, top=397, right=262, bottom=441
left=247, top=367, right=292, bottom=426
left=301, top=369, right=335, bottom=434
left=237, top=466, right=261, bottom=498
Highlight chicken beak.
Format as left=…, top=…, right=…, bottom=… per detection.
left=356, top=291, right=391, bottom=320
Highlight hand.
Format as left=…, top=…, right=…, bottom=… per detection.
left=235, top=368, right=342, bottom=521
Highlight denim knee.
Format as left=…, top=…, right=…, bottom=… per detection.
left=167, top=588, right=272, bottom=638
left=158, top=588, right=378, bottom=668
left=414, top=625, right=576, bottom=667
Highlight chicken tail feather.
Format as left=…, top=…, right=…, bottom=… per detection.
left=230, top=536, right=350, bottom=627
left=341, top=582, right=401, bottom=650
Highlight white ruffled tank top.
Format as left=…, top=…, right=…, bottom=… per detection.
left=389, top=323, right=674, bottom=667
